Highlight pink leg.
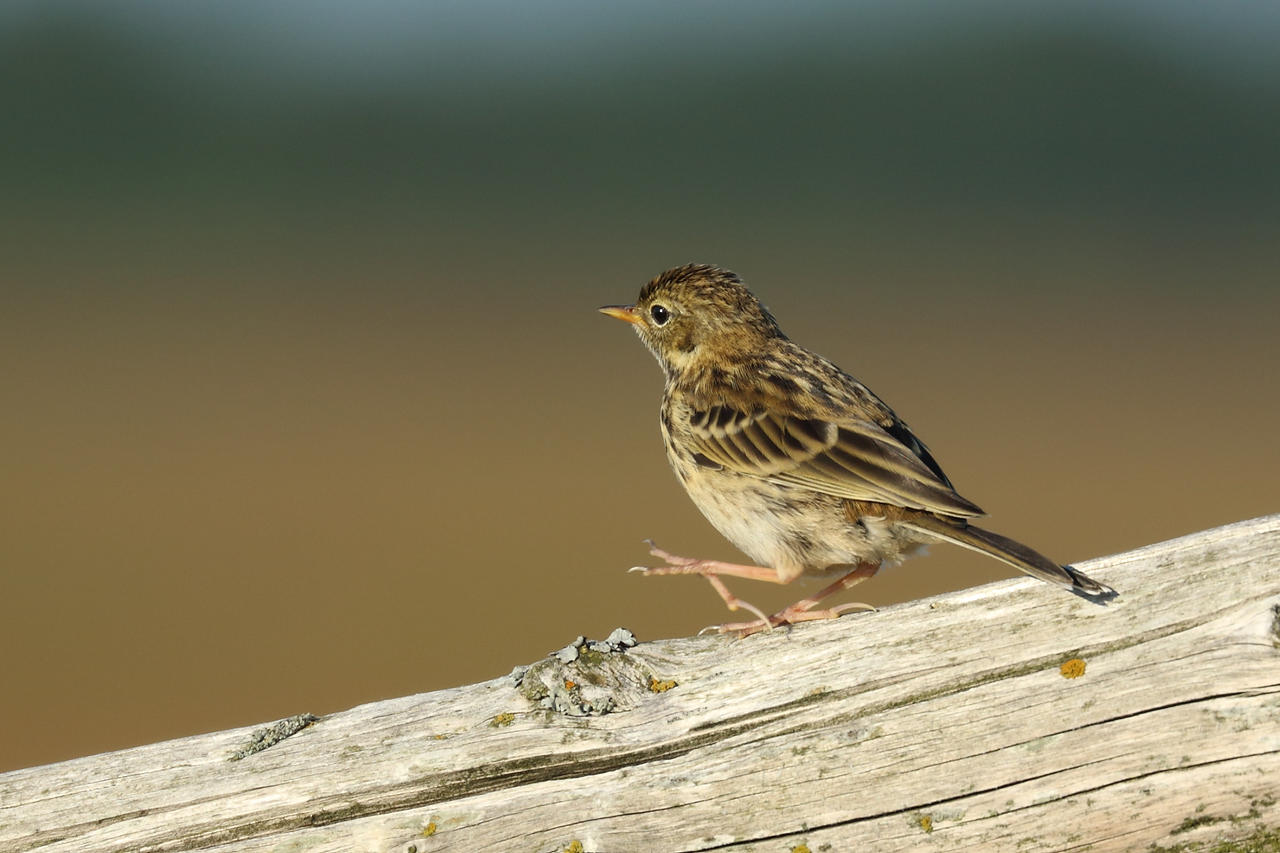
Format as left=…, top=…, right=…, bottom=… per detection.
left=630, top=540, right=788, bottom=584
left=630, top=540, right=782, bottom=634
left=630, top=542, right=879, bottom=638
left=708, top=562, right=880, bottom=637
left=701, top=574, right=774, bottom=633
left=772, top=562, right=879, bottom=621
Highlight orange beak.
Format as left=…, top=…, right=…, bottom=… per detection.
left=598, top=305, right=643, bottom=325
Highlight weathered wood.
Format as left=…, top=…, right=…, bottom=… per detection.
left=3, top=516, right=1278, bottom=853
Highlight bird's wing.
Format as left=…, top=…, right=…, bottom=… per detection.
left=684, top=405, right=984, bottom=518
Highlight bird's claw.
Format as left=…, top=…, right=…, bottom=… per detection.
left=830, top=601, right=877, bottom=615
left=642, top=539, right=696, bottom=565
left=699, top=618, right=780, bottom=637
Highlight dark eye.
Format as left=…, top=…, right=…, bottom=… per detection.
left=649, top=304, right=670, bottom=325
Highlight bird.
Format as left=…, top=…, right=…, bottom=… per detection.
left=599, top=263, right=1115, bottom=635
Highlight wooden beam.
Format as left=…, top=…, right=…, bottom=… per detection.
left=3, top=515, right=1278, bottom=852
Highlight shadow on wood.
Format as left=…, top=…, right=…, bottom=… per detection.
left=3, top=516, right=1278, bottom=852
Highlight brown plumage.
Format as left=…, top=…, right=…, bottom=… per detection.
left=600, top=263, right=1115, bottom=634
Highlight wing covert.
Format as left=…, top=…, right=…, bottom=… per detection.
left=686, top=405, right=983, bottom=517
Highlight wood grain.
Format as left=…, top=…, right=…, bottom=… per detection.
left=3, top=515, right=1278, bottom=852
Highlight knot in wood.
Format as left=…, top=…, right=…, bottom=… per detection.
left=511, top=630, right=672, bottom=716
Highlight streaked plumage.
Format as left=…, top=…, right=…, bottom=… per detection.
left=601, top=263, right=1114, bottom=633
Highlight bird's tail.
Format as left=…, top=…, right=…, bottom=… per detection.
left=901, top=515, right=1116, bottom=599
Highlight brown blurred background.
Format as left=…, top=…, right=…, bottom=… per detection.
left=3, top=1, right=1278, bottom=773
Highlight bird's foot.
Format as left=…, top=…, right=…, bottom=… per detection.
left=641, top=538, right=696, bottom=567
left=627, top=543, right=878, bottom=637
left=772, top=601, right=877, bottom=623
left=701, top=573, right=774, bottom=633
left=699, top=617, right=778, bottom=637
left=628, top=540, right=783, bottom=582
left=700, top=600, right=876, bottom=638
left=629, top=540, right=777, bottom=632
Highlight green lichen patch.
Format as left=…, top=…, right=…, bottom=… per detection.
left=1174, top=813, right=1225, bottom=835
left=229, top=713, right=320, bottom=760
left=1151, top=794, right=1279, bottom=852
left=1147, top=824, right=1280, bottom=852
left=513, top=629, right=666, bottom=716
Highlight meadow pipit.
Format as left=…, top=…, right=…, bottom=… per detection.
left=600, top=264, right=1114, bottom=634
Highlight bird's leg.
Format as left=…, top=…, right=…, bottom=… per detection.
left=709, top=562, right=881, bottom=636
left=699, top=574, right=774, bottom=633
left=631, top=543, right=877, bottom=637
left=631, top=540, right=788, bottom=583
left=630, top=540, right=782, bottom=635
left=769, top=562, right=879, bottom=624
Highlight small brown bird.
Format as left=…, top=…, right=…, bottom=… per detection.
left=600, top=263, right=1114, bottom=634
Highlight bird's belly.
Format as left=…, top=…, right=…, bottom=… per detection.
left=681, top=473, right=921, bottom=582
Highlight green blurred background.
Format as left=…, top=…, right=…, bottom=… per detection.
left=3, top=1, right=1278, bottom=772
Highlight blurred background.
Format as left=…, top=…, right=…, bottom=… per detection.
left=3, top=0, right=1278, bottom=773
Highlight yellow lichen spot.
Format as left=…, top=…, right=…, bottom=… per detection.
left=1060, top=658, right=1087, bottom=679
left=790, top=845, right=811, bottom=853
left=489, top=712, right=516, bottom=727
left=422, top=822, right=437, bottom=837
left=563, top=841, right=584, bottom=853
left=919, top=814, right=933, bottom=833
left=564, top=679, right=577, bottom=689
left=648, top=677, right=678, bottom=693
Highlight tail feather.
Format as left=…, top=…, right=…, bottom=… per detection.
left=902, top=516, right=1116, bottom=599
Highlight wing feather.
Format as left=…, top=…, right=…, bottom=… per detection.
left=685, top=405, right=983, bottom=517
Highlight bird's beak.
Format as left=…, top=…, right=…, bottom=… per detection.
left=598, top=305, right=643, bottom=325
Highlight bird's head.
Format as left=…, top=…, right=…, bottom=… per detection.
left=599, top=264, right=782, bottom=379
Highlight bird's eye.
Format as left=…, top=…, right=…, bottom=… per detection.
left=649, top=304, right=671, bottom=326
